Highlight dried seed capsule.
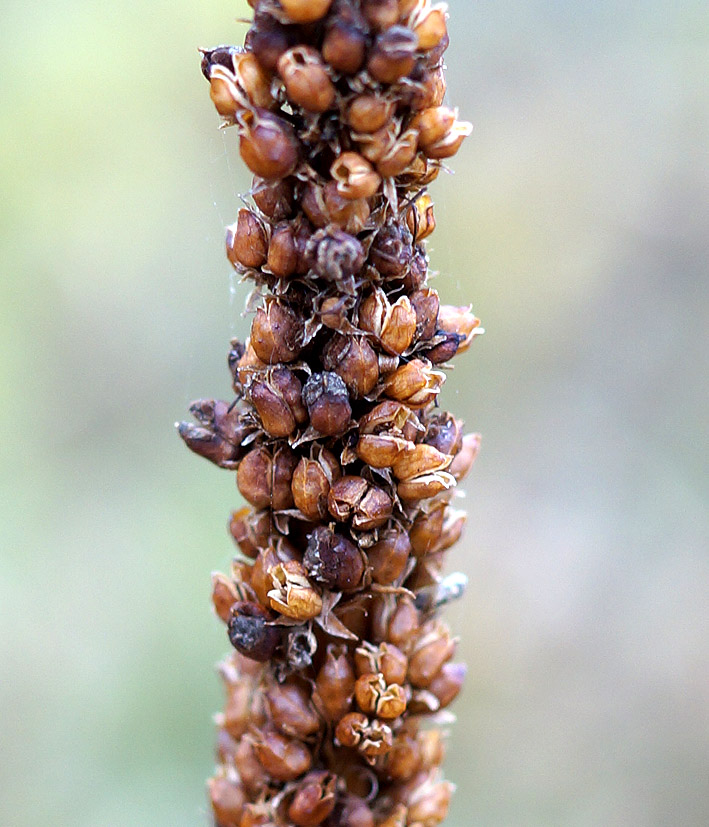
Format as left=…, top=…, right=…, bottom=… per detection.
left=355, top=641, right=408, bottom=686
left=386, top=598, right=420, bottom=650
left=397, top=469, right=456, bottom=502
left=237, top=108, right=300, bottom=180
left=356, top=432, right=411, bottom=468
left=252, top=175, right=295, bottom=221
left=305, top=226, right=365, bottom=281
left=253, top=729, right=313, bottom=781
left=268, top=560, right=323, bottom=621
left=232, top=51, right=274, bottom=109
left=212, top=573, right=240, bottom=624
left=209, top=773, right=247, bottom=827
left=250, top=299, right=303, bottom=363
left=278, top=46, right=336, bottom=113
left=288, top=770, right=337, bottom=826
left=382, top=359, right=445, bottom=408
left=437, top=304, right=481, bottom=352
left=355, top=673, right=407, bottom=719
left=411, top=106, right=457, bottom=148
left=410, top=2, right=449, bottom=51
left=428, top=661, right=466, bottom=709
left=359, top=399, right=424, bottom=442
left=178, top=400, right=247, bottom=469
left=367, top=25, right=418, bottom=84
left=327, top=797, right=375, bottom=827
left=226, top=208, right=268, bottom=270
left=322, top=3, right=368, bottom=74
left=406, top=193, right=436, bottom=243
left=292, top=448, right=341, bottom=521
left=322, top=334, right=379, bottom=398
left=328, top=476, right=392, bottom=530
left=403, top=243, right=429, bottom=291
left=227, top=601, right=280, bottom=662
left=406, top=774, right=454, bottom=825
left=229, top=507, right=271, bottom=559
left=359, top=288, right=417, bottom=356
left=280, top=0, right=333, bottom=24
left=367, top=528, right=411, bottom=585
left=302, top=371, right=352, bottom=436
left=424, top=119, right=474, bottom=159
left=422, top=331, right=463, bottom=364
left=410, top=288, right=440, bottom=341
left=362, top=0, right=399, bottom=30
left=266, top=221, right=298, bottom=278
left=208, top=65, right=242, bottom=121
left=368, top=221, right=413, bottom=278
left=303, top=526, right=366, bottom=591
left=392, top=443, right=452, bottom=481
left=347, top=95, right=396, bottom=134
left=408, top=622, right=456, bottom=687
left=331, top=152, right=381, bottom=200
left=248, top=12, right=297, bottom=72
left=335, top=712, right=393, bottom=759
left=265, top=683, right=321, bottom=739
left=409, top=503, right=454, bottom=556
left=448, top=432, right=481, bottom=480
left=302, top=180, right=371, bottom=234
left=424, top=411, right=463, bottom=456
left=234, top=339, right=267, bottom=387
left=375, top=127, right=419, bottom=178
left=313, top=644, right=356, bottom=722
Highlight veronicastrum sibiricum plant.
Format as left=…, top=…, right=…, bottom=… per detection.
left=179, top=1, right=482, bottom=824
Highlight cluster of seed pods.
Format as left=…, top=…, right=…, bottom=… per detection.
left=179, top=2, right=481, bottom=825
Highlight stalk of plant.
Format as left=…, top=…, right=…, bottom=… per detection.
left=179, top=2, right=482, bottom=824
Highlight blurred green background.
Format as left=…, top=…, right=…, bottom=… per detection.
left=1, top=1, right=707, bottom=824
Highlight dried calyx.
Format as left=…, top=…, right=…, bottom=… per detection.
left=181, top=2, right=482, bottom=825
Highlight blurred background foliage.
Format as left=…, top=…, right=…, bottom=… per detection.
left=1, top=0, right=707, bottom=824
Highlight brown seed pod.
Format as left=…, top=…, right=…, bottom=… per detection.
left=268, top=560, right=323, bottom=621
left=359, top=288, right=417, bottom=356
left=322, top=334, right=379, bottom=398
left=302, top=180, right=371, bottom=234
left=291, top=448, right=341, bottom=522
left=228, top=507, right=271, bottom=559
left=367, top=26, right=419, bottom=84
left=252, top=175, right=295, bottom=221
left=305, top=226, right=365, bottom=281
left=366, top=528, right=411, bottom=585
left=331, top=152, right=381, bottom=200
left=347, top=95, right=396, bottom=134
left=313, top=644, right=356, bottom=722
left=303, top=526, right=366, bottom=591
left=227, top=601, right=280, bottom=662
left=354, top=673, right=407, bottom=719
left=302, top=371, right=352, bottom=436
left=280, top=0, right=333, bottom=24
left=322, top=3, right=368, bottom=74
left=288, top=770, right=337, bottom=826
left=237, top=108, right=300, bottom=180
left=265, top=682, right=322, bottom=740
left=355, top=641, right=408, bottom=686
left=209, top=772, right=247, bottom=827
left=382, top=359, right=445, bottom=408
left=252, top=729, right=313, bottom=781
left=327, top=476, right=393, bottom=530
left=266, top=221, right=298, bottom=278
left=278, top=46, right=336, bottom=113
left=250, top=299, right=303, bottom=363
left=226, top=208, right=269, bottom=270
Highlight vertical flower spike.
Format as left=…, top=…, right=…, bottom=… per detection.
left=182, top=2, right=481, bottom=825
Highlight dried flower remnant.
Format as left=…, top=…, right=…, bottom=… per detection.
left=180, top=2, right=482, bottom=824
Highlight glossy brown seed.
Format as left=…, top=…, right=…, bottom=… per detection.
left=424, top=119, right=474, bottom=159
left=406, top=193, right=436, bottom=242
left=386, top=598, right=420, bottom=650
left=424, top=411, right=463, bottom=456
left=250, top=299, right=303, bottom=363
left=249, top=376, right=296, bottom=438
left=266, top=221, right=298, bottom=278
left=411, top=106, right=457, bottom=148
left=367, top=529, right=411, bottom=585
left=392, top=443, right=452, bottom=481
left=248, top=12, right=296, bottom=72
left=226, top=208, right=268, bottom=269
left=375, top=128, right=419, bottom=178
left=288, top=771, right=337, bottom=826
left=253, top=729, right=313, bottom=781
left=302, top=371, right=352, bottom=436
left=368, top=25, right=418, bottom=84
left=313, top=644, right=356, bottom=722
left=355, top=433, right=411, bottom=469
left=252, top=175, right=295, bottom=221
left=397, top=470, right=456, bottom=502
left=327, top=476, right=392, bottom=530
left=322, top=4, right=368, bottom=74
left=368, top=220, right=413, bottom=278
left=237, top=108, right=300, bottom=180
left=322, top=334, right=379, bottom=398
left=347, top=95, right=396, bottom=134
left=406, top=776, right=454, bottom=825
left=227, top=601, right=280, bottom=662
left=302, top=180, right=371, bottom=234
left=303, top=526, right=365, bottom=591
left=278, top=46, right=336, bottom=113
left=237, top=446, right=272, bottom=509
left=359, top=289, right=417, bottom=355
left=385, top=732, right=422, bottom=781
left=280, top=0, right=333, bottom=24
left=265, top=683, right=321, bottom=739
left=355, top=673, right=407, bottom=719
